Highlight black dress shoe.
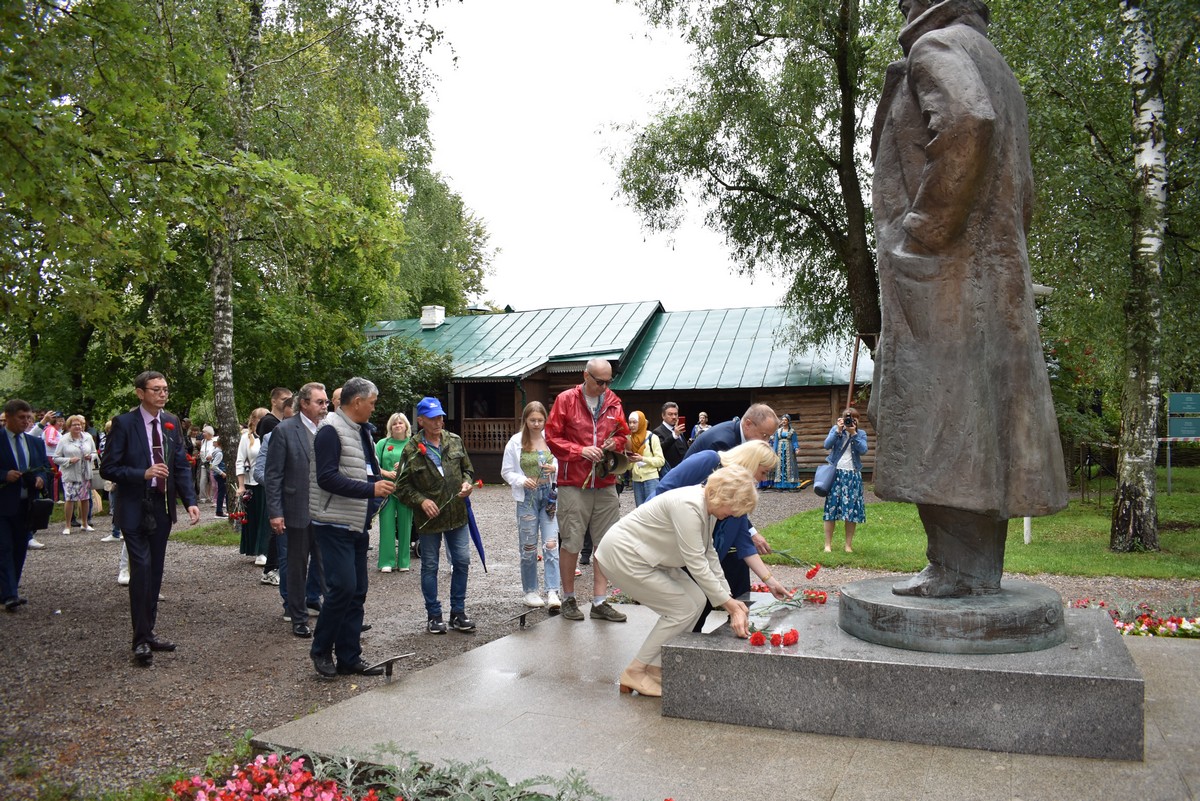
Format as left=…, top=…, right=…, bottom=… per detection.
left=292, top=623, right=313, bottom=638
left=337, top=659, right=384, bottom=676
left=361, top=623, right=372, bottom=632
left=148, top=638, right=177, bottom=652
left=134, top=643, right=153, bottom=666
left=312, top=653, right=337, bottom=679
left=4, top=599, right=20, bottom=613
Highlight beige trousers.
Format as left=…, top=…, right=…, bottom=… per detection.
left=598, top=548, right=706, bottom=667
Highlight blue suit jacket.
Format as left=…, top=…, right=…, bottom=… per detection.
left=1, top=429, right=50, bottom=518
left=100, top=408, right=196, bottom=531
left=684, top=417, right=742, bottom=458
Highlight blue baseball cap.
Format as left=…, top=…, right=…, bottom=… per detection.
left=416, top=397, right=446, bottom=418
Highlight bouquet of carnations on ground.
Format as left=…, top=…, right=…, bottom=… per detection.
left=748, top=625, right=800, bottom=647
left=1070, top=598, right=1199, bottom=638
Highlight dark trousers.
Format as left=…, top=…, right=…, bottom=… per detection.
left=692, top=550, right=751, bottom=632
left=284, top=523, right=325, bottom=624
left=213, top=478, right=227, bottom=517
left=124, top=494, right=170, bottom=648
left=311, top=523, right=368, bottom=666
left=0, top=513, right=30, bottom=603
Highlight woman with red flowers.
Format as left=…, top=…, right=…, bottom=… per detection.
left=375, top=412, right=414, bottom=573
left=594, top=465, right=758, bottom=698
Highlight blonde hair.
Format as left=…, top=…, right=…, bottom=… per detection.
left=720, top=440, right=778, bottom=474
left=704, top=464, right=759, bottom=517
left=246, top=407, right=268, bottom=445
left=386, top=413, right=411, bottom=439
left=519, top=401, right=549, bottom=452
left=66, top=414, right=87, bottom=429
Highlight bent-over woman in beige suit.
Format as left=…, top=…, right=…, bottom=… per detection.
left=594, top=464, right=757, bottom=697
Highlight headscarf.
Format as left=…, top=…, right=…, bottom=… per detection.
left=628, top=411, right=648, bottom=454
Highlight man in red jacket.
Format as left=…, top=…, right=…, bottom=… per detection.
left=545, top=358, right=630, bottom=622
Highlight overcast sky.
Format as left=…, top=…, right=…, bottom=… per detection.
left=421, top=0, right=785, bottom=313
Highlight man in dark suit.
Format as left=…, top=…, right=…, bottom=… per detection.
left=683, top=402, right=779, bottom=611
left=100, top=371, right=199, bottom=666
left=652, top=402, right=689, bottom=480
left=685, top=403, right=779, bottom=458
left=2, top=399, right=49, bottom=612
left=265, top=381, right=328, bottom=638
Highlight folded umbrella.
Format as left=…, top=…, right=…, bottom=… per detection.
left=464, top=496, right=487, bottom=572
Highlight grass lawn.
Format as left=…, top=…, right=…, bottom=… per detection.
left=763, top=466, right=1200, bottom=580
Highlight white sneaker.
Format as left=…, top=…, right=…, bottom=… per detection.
left=100, top=534, right=120, bottom=543
left=84, top=525, right=96, bottom=532
left=254, top=554, right=267, bottom=566
left=27, top=538, right=46, bottom=550
left=523, top=591, right=545, bottom=608
left=62, top=527, right=71, bottom=535
left=546, top=590, right=561, bottom=609
left=380, top=566, right=392, bottom=573
left=117, top=570, right=130, bottom=586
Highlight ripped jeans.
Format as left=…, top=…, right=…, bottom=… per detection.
left=517, top=484, right=561, bottom=595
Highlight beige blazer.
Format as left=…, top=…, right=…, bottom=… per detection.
left=596, top=485, right=732, bottom=607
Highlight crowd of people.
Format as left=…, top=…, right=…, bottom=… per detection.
left=2, top=363, right=868, bottom=693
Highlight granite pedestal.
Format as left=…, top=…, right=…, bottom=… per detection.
left=661, top=595, right=1144, bottom=760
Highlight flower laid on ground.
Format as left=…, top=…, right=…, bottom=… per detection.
left=1070, top=598, right=1199, bottom=638
left=749, top=627, right=799, bottom=647
left=169, top=753, right=402, bottom=801
left=802, top=589, right=828, bottom=604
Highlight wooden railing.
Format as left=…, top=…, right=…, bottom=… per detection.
left=461, top=418, right=519, bottom=453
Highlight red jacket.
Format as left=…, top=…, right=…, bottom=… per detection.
left=545, top=385, right=629, bottom=489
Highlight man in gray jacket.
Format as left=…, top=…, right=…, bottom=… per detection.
left=264, top=381, right=328, bottom=638
left=308, top=377, right=393, bottom=678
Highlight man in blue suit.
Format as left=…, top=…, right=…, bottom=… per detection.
left=2, top=399, right=49, bottom=612
left=100, top=371, right=200, bottom=666
left=685, top=403, right=779, bottom=458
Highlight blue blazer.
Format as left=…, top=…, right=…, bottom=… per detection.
left=684, top=417, right=742, bottom=458
left=1, top=429, right=50, bottom=518
left=100, top=408, right=196, bottom=530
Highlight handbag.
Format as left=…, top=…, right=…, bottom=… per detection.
left=25, top=497, right=54, bottom=532
left=813, top=435, right=854, bottom=498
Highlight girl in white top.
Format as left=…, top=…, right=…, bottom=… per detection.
left=501, top=402, right=562, bottom=609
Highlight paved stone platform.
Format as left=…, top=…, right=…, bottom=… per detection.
left=663, top=595, right=1142, bottom=759
left=254, top=604, right=1199, bottom=801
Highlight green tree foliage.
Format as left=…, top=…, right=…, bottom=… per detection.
left=0, top=0, right=489, bottom=428
left=616, top=0, right=897, bottom=349
left=338, top=335, right=454, bottom=426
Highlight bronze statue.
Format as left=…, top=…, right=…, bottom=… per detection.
left=868, top=0, right=1067, bottom=597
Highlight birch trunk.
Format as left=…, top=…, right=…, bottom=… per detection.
left=1110, top=0, right=1165, bottom=552
left=210, top=0, right=264, bottom=494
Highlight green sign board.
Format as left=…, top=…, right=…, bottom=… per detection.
left=1168, top=417, right=1200, bottom=438
left=1169, top=392, right=1200, bottom=414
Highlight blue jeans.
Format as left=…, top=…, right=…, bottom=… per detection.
left=633, top=478, right=659, bottom=507
left=419, top=524, right=470, bottom=618
left=310, top=523, right=368, bottom=666
left=517, top=485, right=560, bottom=594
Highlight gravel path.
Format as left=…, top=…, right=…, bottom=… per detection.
left=2, top=485, right=1196, bottom=796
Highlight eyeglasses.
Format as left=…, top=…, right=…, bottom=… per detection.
left=141, top=386, right=169, bottom=394
left=586, top=371, right=612, bottom=387
left=308, top=399, right=330, bottom=406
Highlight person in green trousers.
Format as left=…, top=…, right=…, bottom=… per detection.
left=376, top=413, right=413, bottom=572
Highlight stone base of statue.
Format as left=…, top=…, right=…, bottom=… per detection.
left=661, top=593, right=1144, bottom=760
left=838, top=577, right=1066, bottom=654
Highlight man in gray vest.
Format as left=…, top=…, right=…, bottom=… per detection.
left=308, top=377, right=394, bottom=678
left=264, top=381, right=328, bottom=638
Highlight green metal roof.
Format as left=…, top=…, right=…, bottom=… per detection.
left=365, top=302, right=662, bottom=382
left=610, top=307, right=873, bottom=391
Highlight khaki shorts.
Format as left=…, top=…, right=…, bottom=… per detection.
left=557, top=485, right=621, bottom=554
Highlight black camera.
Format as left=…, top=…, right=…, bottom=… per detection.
left=844, top=416, right=856, bottom=428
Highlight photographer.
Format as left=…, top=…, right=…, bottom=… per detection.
left=821, top=408, right=869, bottom=553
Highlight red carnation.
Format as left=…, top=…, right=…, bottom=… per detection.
left=783, top=629, right=799, bottom=646
left=418, top=442, right=428, bottom=455
left=163, top=421, right=175, bottom=431
left=749, top=631, right=767, bottom=646
left=387, top=445, right=394, bottom=451
left=770, top=632, right=782, bottom=647
left=475, top=478, right=484, bottom=488
left=806, top=563, right=821, bottom=580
